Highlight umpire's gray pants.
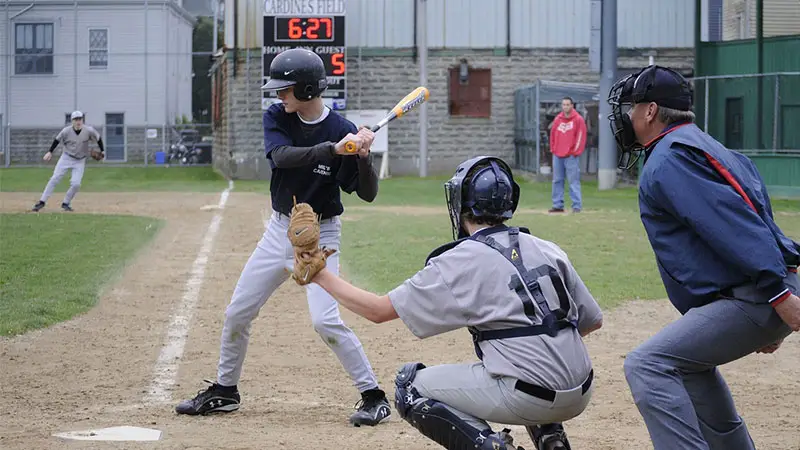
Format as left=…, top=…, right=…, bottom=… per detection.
left=624, top=273, right=798, bottom=450
left=411, top=362, right=593, bottom=432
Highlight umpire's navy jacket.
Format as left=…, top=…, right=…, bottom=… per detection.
left=638, top=121, right=800, bottom=314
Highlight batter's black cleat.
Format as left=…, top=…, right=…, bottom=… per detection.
left=349, top=388, right=391, bottom=427
left=61, top=203, right=73, bottom=212
left=527, top=423, right=572, bottom=450
left=32, top=201, right=45, bottom=212
left=175, top=379, right=240, bottom=416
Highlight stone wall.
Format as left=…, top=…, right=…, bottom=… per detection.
left=211, top=47, right=695, bottom=180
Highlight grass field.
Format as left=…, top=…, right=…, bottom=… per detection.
left=2, top=165, right=799, bottom=333
left=0, top=213, right=163, bottom=336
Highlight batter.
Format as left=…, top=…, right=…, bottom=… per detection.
left=31, top=111, right=104, bottom=212
left=294, top=156, right=604, bottom=450
left=175, top=48, right=392, bottom=427
left=607, top=65, right=800, bottom=450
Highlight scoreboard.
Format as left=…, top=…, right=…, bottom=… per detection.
left=262, top=0, right=347, bottom=110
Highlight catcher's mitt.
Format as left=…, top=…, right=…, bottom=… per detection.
left=287, top=198, right=321, bottom=252
left=292, top=247, right=337, bottom=285
left=287, top=197, right=336, bottom=285
left=90, top=150, right=104, bottom=161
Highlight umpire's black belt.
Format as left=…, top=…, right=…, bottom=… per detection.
left=514, top=369, right=593, bottom=402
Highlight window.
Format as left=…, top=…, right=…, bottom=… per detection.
left=89, top=28, right=108, bottom=69
left=15, top=23, right=54, bottom=75
left=448, top=65, right=491, bottom=118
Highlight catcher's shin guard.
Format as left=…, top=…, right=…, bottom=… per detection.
left=527, top=423, right=573, bottom=450
left=393, top=362, right=516, bottom=450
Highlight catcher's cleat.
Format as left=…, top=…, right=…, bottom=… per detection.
left=175, top=379, right=240, bottom=416
left=349, top=388, right=391, bottom=427
left=32, top=201, right=45, bottom=212
left=527, top=423, right=572, bottom=450
left=61, top=203, right=74, bottom=212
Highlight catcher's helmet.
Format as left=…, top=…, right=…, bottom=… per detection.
left=261, top=48, right=327, bottom=101
left=444, top=156, right=520, bottom=240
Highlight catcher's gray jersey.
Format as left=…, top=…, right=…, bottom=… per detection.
left=55, top=125, right=100, bottom=159
left=388, top=227, right=602, bottom=391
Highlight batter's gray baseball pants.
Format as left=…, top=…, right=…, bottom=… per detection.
left=624, top=272, right=798, bottom=450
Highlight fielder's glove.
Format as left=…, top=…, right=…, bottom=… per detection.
left=90, top=149, right=105, bottom=161
left=287, top=197, right=336, bottom=285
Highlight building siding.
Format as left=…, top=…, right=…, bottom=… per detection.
left=4, top=3, right=193, bottom=127
left=723, top=0, right=800, bottom=40
left=2, top=1, right=194, bottom=163
left=231, top=0, right=694, bottom=50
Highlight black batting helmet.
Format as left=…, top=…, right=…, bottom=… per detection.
left=261, top=48, right=327, bottom=101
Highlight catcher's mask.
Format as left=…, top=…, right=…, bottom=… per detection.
left=607, top=65, right=693, bottom=170
left=444, top=156, right=520, bottom=241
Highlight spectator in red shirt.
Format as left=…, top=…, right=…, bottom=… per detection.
left=549, top=97, right=587, bottom=213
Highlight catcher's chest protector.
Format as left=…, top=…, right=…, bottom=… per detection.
left=467, top=227, right=578, bottom=360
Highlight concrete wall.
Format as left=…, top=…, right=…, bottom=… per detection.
left=212, top=47, right=694, bottom=180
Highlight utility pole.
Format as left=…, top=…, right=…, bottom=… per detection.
left=597, top=0, right=618, bottom=190
left=417, top=0, right=428, bottom=177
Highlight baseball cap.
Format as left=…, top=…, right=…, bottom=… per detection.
left=70, top=111, right=84, bottom=120
left=629, top=65, right=693, bottom=111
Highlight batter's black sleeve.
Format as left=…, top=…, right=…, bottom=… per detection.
left=47, top=139, right=59, bottom=153
left=269, top=142, right=337, bottom=168
left=355, top=154, right=379, bottom=202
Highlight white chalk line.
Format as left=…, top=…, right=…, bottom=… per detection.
left=142, top=180, right=234, bottom=404
left=103, top=397, right=351, bottom=414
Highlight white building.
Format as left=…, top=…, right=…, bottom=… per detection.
left=1, top=0, right=196, bottom=163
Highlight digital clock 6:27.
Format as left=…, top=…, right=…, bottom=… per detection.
left=275, top=17, right=335, bottom=42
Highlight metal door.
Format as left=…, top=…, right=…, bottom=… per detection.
left=514, top=85, right=540, bottom=173
left=104, top=113, right=125, bottom=162
left=725, top=97, right=744, bottom=150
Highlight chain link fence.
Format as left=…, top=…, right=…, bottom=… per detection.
left=1, top=47, right=217, bottom=167
left=691, top=72, right=800, bottom=154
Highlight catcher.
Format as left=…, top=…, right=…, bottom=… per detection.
left=290, top=156, right=604, bottom=450
left=32, top=110, right=105, bottom=213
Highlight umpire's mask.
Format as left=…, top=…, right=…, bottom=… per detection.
left=444, top=156, right=520, bottom=241
left=608, top=65, right=694, bottom=170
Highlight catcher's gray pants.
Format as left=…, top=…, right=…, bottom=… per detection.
left=624, top=272, right=798, bottom=450
left=216, top=211, right=379, bottom=392
left=40, top=153, right=86, bottom=205
left=411, top=362, right=593, bottom=430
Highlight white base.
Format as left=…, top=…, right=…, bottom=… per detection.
left=597, top=168, right=617, bottom=190
left=53, top=426, right=162, bottom=441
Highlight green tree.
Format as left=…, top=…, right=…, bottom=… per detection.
left=192, top=16, right=223, bottom=126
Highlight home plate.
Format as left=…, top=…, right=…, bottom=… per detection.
left=53, top=426, right=162, bottom=441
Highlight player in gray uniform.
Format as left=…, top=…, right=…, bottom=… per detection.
left=32, top=111, right=104, bottom=212
left=299, top=156, right=604, bottom=450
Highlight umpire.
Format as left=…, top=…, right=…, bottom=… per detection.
left=607, top=65, right=800, bottom=450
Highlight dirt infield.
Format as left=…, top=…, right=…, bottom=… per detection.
left=1, top=191, right=798, bottom=450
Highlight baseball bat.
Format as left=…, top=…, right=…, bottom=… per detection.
left=344, top=86, right=430, bottom=153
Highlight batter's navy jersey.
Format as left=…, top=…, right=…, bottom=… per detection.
left=263, top=103, right=361, bottom=219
